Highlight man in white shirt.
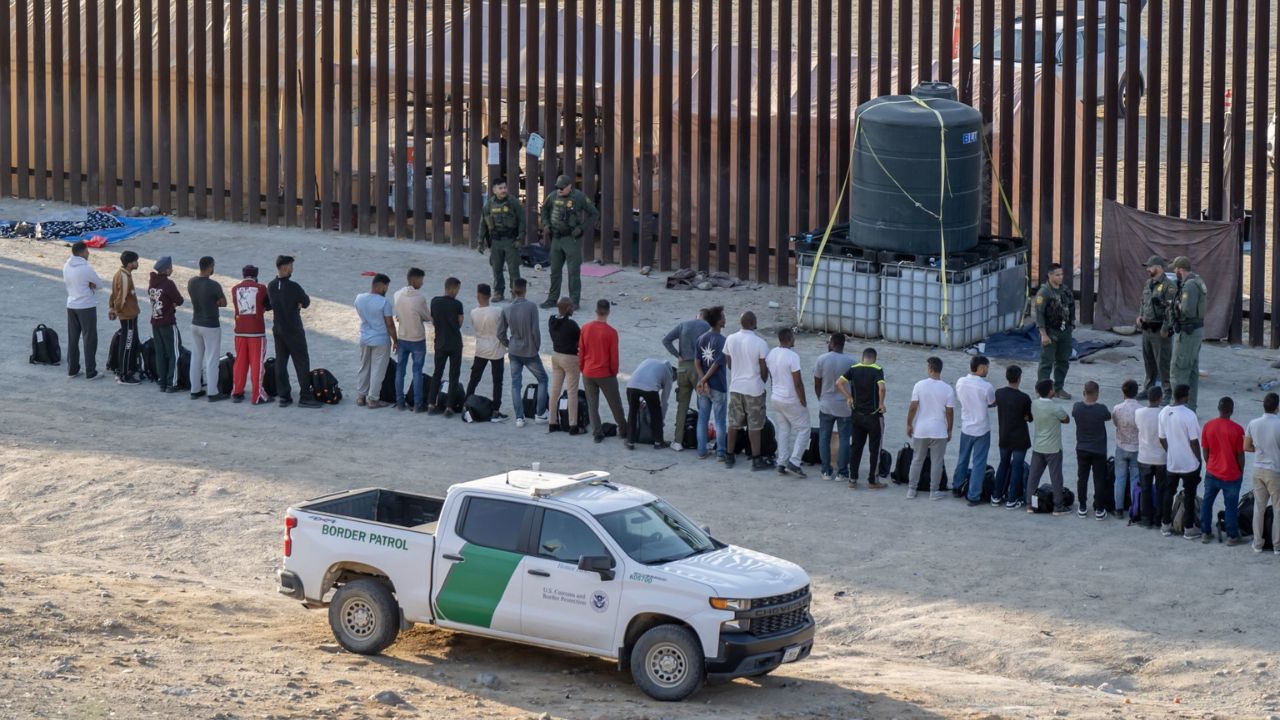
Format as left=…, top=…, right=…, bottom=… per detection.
left=1158, top=384, right=1202, bottom=538
left=62, top=241, right=106, bottom=380
left=1135, top=386, right=1168, bottom=529
left=1244, top=391, right=1280, bottom=553
left=906, top=356, right=955, bottom=499
left=465, top=283, right=508, bottom=422
left=723, top=311, right=771, bottom=471
left=953, top=355, right=997, bottom=507
left=766, top=328, right=809, bottom=477
left=393, top=267, right=431, bottom=411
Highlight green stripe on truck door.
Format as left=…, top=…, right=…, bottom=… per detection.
left=434, top=543, right=522, bottom=628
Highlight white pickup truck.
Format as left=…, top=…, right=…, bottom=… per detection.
left=277, top=469, right=814, bottom=701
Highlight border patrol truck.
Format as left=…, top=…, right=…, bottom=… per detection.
left=278, top=469, right=815, bottom=701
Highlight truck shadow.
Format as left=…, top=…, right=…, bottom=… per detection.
left=363, top=624, right=947, bottom=719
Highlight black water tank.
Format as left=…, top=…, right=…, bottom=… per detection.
left=911, top=82, right=959, bottom=101
left=850, top=94, right=983, bottom=254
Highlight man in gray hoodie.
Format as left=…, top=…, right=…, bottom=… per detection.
left=497, top=278, right=549, bottom=428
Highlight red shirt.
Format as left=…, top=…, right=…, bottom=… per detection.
left=578, top=320, right=619, bottom=379
left=232, top=279, right=271, bottom=337
left=1202, top=417, right=1245, bottom=481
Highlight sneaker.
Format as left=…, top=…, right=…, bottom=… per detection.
left=356, top=396, right=367, bottom=407
left=1200, top=534, right=1213, bottom=544
left=1183, top=528, right=1203, bottom=540
left=625, top=441, right=635, bottom=450
left=929, top=491, right=945, bottom=500
left=724, top=454, right=736, bottom=468
left=653, top=442, right=665, bottom=450
left=414, top=405, right=429, bottom=414
left=491, top=293, right=505, bottom=303
left=569, top=426, right=582, bottom=436
left=207, top=393, right=229, bottom=403
left=906, top=489, right=918, bottom=499
left=777, top=465, right=789, bottom=476
left=715, top=454, right=726, bottom=463
left=395, top=401, right=406, bottom=411
left=444, top=408, right=454, bottom=418
left=786, top=462, right=806, bottom=478
left=190, top=390, right=207, bottom=400
left=1078, top=506, right=1088, bottom=518
left=1095, top=509, right=1107, bottom=520
left=298, top=398, right=323, bottom=408
left=534, top=413, right=549, bottom=423
left=1006, top=499, right=1026, bottom=510
left=1161, top=524, right=1173, bottom=537
left=491, top=411, right=509, bottom=423
left=1053, top=506, right=1070, bottom=516
left=966, top=500, right=981, bottom=507
left=820, top=472, right=834, bottom=482
left=1254, top=544, right=1265, bottom=553
left=991, top=497, right=1003, bottom=507
left=539, top=299, right=557, bottom=309
left=116, top=375, right=141, bottom=386
left=867, top=481, right=887, bottom=490
left=231, top=394, right=244, bottom=403
left=844, top=477, right=857, bottom=488
left=1055, top=390, right=1073, bottom=400
left=85, top=370, right=102, bottom=381
left=515, top=418, right=526, bottom=428
left=163, top=386, right=181, bottom=394
left=670, top=441, right=684, bottom=451
left=594, top=434, right=605, bottom=444
left=367, top=399, right=389, bottom=409
left=278, top=398, right=293, bottom=408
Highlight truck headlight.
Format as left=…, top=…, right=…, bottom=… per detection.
left=720, top=618, right=747, bottom=632
left=709, top=597, right=751, bottom=611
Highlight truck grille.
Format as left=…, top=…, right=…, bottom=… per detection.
left=748, top=585, right=811, bottom=637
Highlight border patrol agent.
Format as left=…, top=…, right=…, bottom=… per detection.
left=1170, top=256, right=1207, bottom=411
left=539, top=174, right=599, bottom=310
left=1136, top=255, right=1177, bottom=397
left=1035, top=262, right=1075, bottom=400
left=478, top=178, right=525, bottom=303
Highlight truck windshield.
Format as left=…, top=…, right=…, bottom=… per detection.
left=595, top=500, right=716, bottom=565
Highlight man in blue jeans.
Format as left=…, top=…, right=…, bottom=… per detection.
left=995, top=365, right=1033, bottom=509
left=813, top=333, right=855, bottom=481
left=1199, top=396, right=1246, bottom=545
left=497, top=278, right=548, bottom=428
left=953, top=356, right=997, bottom=506
left=695, top=306, right=729, bottom=460
left=392, top=267, right=430, bottom=411
left=1111, top=379, right=1143, bottom=518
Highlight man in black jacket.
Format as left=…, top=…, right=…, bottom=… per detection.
left=268, top=255, right=321, bottom=408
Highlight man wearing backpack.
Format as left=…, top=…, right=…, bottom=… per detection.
left=1244, top=392, right=1280, bottom=554
left=148, top=256, right=184, bottom=393
left=187, top=256, right=229, bottom=401
left=1199, top=396, right=1245, bottom=545
left=268, top=255, right=322, bottom=409
left=230, top=265, right=271, bottom=404
left=108, top=250, right=142, bottom=385
left=63, top=240, right=106, bottom=380
left=1158, top=384, right=1202, bottom=539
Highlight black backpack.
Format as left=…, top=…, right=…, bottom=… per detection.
left=263, top=357, right=278, bottom=398
left=681, top=410, right=701, bottom=449
left=434, top=380, right=465, bottom=413
left=140, top=333, right=191, bottom=389
left=522, top=383, right=540, bottom=418
left=106, top=327, right=142, bottom=375
left=1216, top=490, right=1273, bottom=546
left=556, top=389, right=589, bottom=429
left=520, top=243, right=551, bottom=269
left=892, top=444, right=913, bottom=485
left=733, top=419, right=778, bottom=458
left=1031, top=484, right=1076, bottom=513
left=216, top=353, right=236, bottom=396
left=379, top=357, right=399, bottom=404
left=1171, top=489, right=1200, bottom=535
left=30, top=324, right=62, bottom=365
left=959, top=465, right=997, bottom=502
left=802, top=428, right=823, bottom=465
left=176, top=345, right=192, bottom=391
left=462, top=394, right=494, bottom=423
left=878, top=449, right=893, bottom=479
left=310, top=368, right=343, bottom=404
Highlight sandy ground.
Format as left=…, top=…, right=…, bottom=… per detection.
left=2, top=197, right=1280, bottom=719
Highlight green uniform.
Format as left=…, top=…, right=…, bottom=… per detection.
left=1170, top=272, right=1208, bottom=411
left=1035, top=283, right=1075, bottom=394
left=539, top=188, right=599, bottom=305
left=1139, top=274, right=1177, bottom=395
left=479, top=194, right=525, bottom=297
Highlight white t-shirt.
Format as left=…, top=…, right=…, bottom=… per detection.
left=1245, top=413, right=1280, bottom=472
left=766, top=347, right=802, bottom=404
left=724, top=329, right=770, bottom=396
left=1135, top=406, right=1166, bottom=465
left=1158, top=405, right=1201, bottom=474
left=910, top=377, right=955, bottom=440
left=954, top=373, right=995, bottom=437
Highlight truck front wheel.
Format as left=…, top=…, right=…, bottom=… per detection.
left=328, top=578, right=400, bottom=655
left=629, top=624, right=705, bottom=701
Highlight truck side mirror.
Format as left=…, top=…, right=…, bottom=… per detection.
left=577, top=555, right=616, bottom=581
left=701, top=525, right=711, bottom=536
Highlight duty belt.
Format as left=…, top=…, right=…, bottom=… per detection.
left=1180, top=321, right=1204, bottom=333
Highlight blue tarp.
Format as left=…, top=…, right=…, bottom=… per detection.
left=976, top=324, right=1122, bottom=362
left=68, top=216, right=173, bottom=244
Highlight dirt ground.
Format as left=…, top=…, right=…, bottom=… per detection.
left=2, top=197, right=1279, bottom=720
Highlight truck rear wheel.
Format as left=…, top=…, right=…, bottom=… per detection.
left=629, top=624, right=705, bottom=701
left=328, top=578, right=400, bottom=655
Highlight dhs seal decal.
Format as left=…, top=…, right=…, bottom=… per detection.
left=590, top=591, right=609, bottom=613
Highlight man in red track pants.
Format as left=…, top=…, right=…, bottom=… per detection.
left=231, top=265, right=271, bottom=404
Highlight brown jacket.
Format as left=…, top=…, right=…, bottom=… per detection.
left=109, top=267, right=140, bottom=320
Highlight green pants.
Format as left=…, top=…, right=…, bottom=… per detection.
left=1141, top=328, right=1172, bottom=395
left=672, top=360, right=699, bottom=442
left=1171, top=327, right=1203, bottom=411
left=1038, top=329, right=1072, bottom=393
left=489, top=237, right=521, bottom=296
left=546, top=234, right=583, bottom=305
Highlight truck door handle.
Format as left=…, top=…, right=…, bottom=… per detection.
left=442, top=554, right=465, bottom=563
left=527, top=569, right=550, bottom=577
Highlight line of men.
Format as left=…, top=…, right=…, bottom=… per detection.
left=1035, top=256, right=1207, bottom=410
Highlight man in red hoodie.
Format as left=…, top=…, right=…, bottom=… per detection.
left=231, top=265, right=272, bottom=404
left=148, top=256, right=184, bottom=393
left=578, top=299, right=628, bottom=443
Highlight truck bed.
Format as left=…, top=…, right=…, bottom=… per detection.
left=299, top=488, right=444, bottom=532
